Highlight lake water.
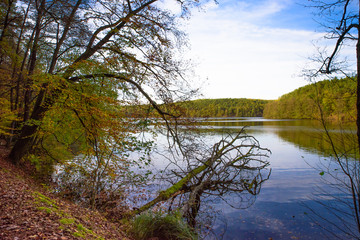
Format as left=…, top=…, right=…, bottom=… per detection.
left=146, top=117, right=358, bottom=239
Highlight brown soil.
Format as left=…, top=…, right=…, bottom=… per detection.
left=0, top=147, right=131, bottom=240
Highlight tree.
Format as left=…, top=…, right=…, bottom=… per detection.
left=306, top=0, right=360, bottom=150
left=127, top=128, right=271, bottom=229
left=304, top=83, right=360, bottom=239
left=304, top=1, right=360, bottom=237
left=263, top=77, right=356, bottom=120
left=0, top=0, right=205, bottom=164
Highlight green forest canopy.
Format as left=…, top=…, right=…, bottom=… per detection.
left=263, top=76, right=356, bottom=121
left=176, top=98, right=270, bottom=118
left=172, top=76, right=356, bottom=120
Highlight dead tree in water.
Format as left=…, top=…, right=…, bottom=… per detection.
left=130, top=128, right=271, bottom=227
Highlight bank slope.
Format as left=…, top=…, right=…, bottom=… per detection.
left=0, top=147, right=130, bottom=240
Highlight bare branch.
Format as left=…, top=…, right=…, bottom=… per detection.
left=321, top=23, right=359, bottom=74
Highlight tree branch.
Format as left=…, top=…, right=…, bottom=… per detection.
left=321, top=23, right=359, bottom=74
left=68, top=73, right=180, bottom=118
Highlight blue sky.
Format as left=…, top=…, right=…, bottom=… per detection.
left=211, top=0, right=316, bottom=30
left=163, top=0, right=357, bottom=100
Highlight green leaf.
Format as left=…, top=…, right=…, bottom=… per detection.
left=319, top=171, right=325, bottom=176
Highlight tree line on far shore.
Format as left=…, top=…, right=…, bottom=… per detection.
left=263, top=76, right=356, bottom=121
left=177, top=98, right=269, bottom=118
left=158, top=76, right=356, bottom=121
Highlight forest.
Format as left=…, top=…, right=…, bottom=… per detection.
left=176, top=98, right=269, bottom=117
left=263, top=76, right=357, bottom=121
left=161, top=77, right=356, bottom=120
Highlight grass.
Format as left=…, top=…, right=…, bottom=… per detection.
left=131, top=211, right=197, bottom=240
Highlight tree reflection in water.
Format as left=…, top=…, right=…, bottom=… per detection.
left=140, top=127, right=271, bottom=237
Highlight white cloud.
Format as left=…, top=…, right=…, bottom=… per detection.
left=180, top=0, right=357, bottom=99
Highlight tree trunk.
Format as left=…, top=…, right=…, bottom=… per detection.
left=356, top=3, right=360, bottom=234
left=9, top=89, right=48, bottom=164
left=9, top=125, right=38, bottom=164
left=23, top=0, right=45, bottom=122
left=0, top=0, right=15, bottom=42
left=8, top=28, right=35, bottom=147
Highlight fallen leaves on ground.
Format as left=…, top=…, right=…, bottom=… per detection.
left=0, top=147, right=131, bottom=240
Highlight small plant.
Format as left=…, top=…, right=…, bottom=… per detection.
left=131, top=211, right=197, bottom=240
left=26, top=154, right=56, bottom=179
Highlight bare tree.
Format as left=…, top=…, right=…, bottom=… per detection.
left=300, top=1, right=360, bottom=238
left=128, top=128, right=271, bottom=229
left=303, top=82, right=360, bottom=238
left=306, top=0, right=360, bottom=149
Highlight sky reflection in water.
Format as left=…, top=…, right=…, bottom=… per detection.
left=169, top=118, right=354, bottom=240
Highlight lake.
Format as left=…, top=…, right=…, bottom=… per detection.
left=145, top=117, right=358, bottom=239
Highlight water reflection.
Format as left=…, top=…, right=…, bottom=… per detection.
left=196, top=117, right=356, bottom=158
left=143, top=129, right=271, bottom=234
left=171, top=118, right=356, bottom=239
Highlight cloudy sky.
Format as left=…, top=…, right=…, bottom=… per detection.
left=170, top=0, right=357, bottom=100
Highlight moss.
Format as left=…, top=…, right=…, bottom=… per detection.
left=59, top=218, right=75, bottom=225
left=75, top=224, right=97, bottom=240
left=37, top=207, right=53, bottom=214
left=77, top=224, right=93, bottom=234
left=72, top=231, right=85, bottom=238
left=167, top=163, right=208, bottom=197
left=33, top=191, right=58, bottom=209
left=77, top=224, right=86, bottom=231
left=57, top=209, right=67, bottom=217
left=32, top=192, right=106, bottom=239
left=59, top=220, right=98, bottom=239
left=134, top=163, right=209, bottom=216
